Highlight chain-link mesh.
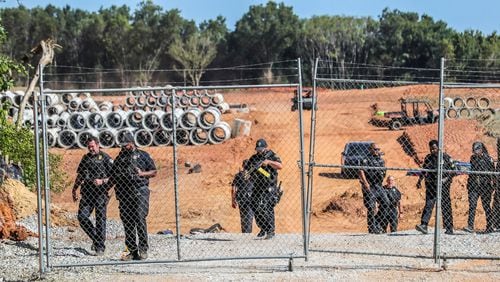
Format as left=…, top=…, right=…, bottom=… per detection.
left=27, top=60, right=307, bottom=268
left=309, top=59, right=443, bottom=258
left=175, top=86, right=305, bottom=260
left=439, top=59, right=500, bottom=259
left=308, top=59, right=499, bottom=260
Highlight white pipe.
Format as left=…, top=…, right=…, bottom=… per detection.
left=146, top=96, right=157, bottom=107
left=47, top=128, right=60, bottom=148
left=45, top=93, right=60, bottom=106
left=77, top=92, right=91, bottom=99
left=210, top=93, right=224, bottom=106
left=68, top=97, right=83, bottom=111
left=199, top=94, right=211, bottom=107
left=46, top=115, right=59, bottom=128
left=125, top=95, right=136, bottom=108
left=179, top=96, right=190, bottom=108
left=459, top=108, right=471, bottom=119
left=98, top=128, right=117, bottom=149
left=452, top=97, right=465, bottom=108
left=198, top=107, right=221, bottom=129
left=12, top=91, right=23, bottom=107
left=61, top=92, right=76, bottom=105
left=126, top=110, right=146, bottom=128
left=87, top=111, right=109, bottom=130
left=217, top=102, right=230, bottom=113
left=105, top=110, right=127, bottom=129
left=471, top=108, right=483, bottom=118
left=57, top=130, right=77, bottom=148
left=465, top=97, right=478, bottom=108
left=208, top=121, right=231, bottom=144
left=443, top=97, right=454, bottom=108
left=477, top=97, right=490, bottom=109
left=161, top=109, right=183, bottom=131
left=0, top=91, right=15, bottom=106
left=98, top=101, right=113, bottom=111
left=446, top=108, right=459, bottom=119
left=80, top=98, right=98, bottom=112
left=151, top=89, right=163, bottom=98
left=56, top=112, right=71, bottom=128
left=115, top=128, right=136, bottom=146
left=135, top=96, right=146, bottom=107
left=180, top=108, right=201, bottom=129
left=189, top=128, right=209, bottom=145
left=48, top=104, right=66, bottom=115
left=174, top=128, right=190, bottom=146
left=153, top=130, right=171, bottom=146
left=77, top=129, right=100, bottom=149
left=143, top=110, right=165, bottom=131
left=68, top=111, right=90, bottom=131
left=157, top=96, right=168, bottom=107
left=189, top=96, right=200, bottom=107
left=134, top=129, right=153, bottom=147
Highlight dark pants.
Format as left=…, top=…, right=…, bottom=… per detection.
left=252, top=189, right=275, bottom=234
left=77, top=192, right=109, bottom=251
left=379, top=206, right=398, bottom=233
left=421, top=182, right=453, bottom=230
left=362, top=185, right=390, bottom=233
left=118, top=186, right=150, bottom=253
left=238, top=201, right=254, bottom=233
left=467, top=183, right=493, bottom=229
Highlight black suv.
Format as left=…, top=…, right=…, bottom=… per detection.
left=341, top=141, right=374, bottom=178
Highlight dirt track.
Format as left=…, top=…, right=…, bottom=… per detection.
left=50, top=85, right=499, bottom=234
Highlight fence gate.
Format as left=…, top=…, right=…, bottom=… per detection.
left=307, top=58, right=444, bottom=259
left=33, top=59, right=308, bottom=273
left=307, top=58, right=500, bottom=263
left=439, top=58, right=500, bottom=261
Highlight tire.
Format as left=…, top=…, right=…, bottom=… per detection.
left=390, top=120, right=402, bottom=130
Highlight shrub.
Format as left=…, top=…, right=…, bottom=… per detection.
left=0, top=103, right=68, bottom=192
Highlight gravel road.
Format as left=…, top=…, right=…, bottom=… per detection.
left=0, top=216, right=498, bottom=281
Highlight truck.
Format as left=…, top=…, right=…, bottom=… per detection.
left=376, top=98, right=439, bottom=130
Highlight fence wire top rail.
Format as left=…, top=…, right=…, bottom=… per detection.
left=42, top=83, right=300, bottom=94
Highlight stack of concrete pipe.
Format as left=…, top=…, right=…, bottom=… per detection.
left=444, top=96, right=498, bottom=121
left=124, top=89, right=230, bottom=114
left=0, top=89, right=232, bottom=149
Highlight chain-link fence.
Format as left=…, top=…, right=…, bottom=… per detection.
left=439, top=59, right=500, bottom=260
left=29, top=60, right=309, bottom=272
left=307, top=58, right=499, bottom=262
left=13, top=57, right=499, bottom=274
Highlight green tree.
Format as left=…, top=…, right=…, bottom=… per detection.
left=230, top=2, right=300, bottom=82
left=298, top=15, right=377, bottom=80
left=168, top=30, right=218, bottom=86
left=0, top=19, right=26, bottom=90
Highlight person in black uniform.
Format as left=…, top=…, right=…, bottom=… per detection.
left=72, top=136, right=113, bottom=255
left=231, top=159, right=254, bottom=233
left=379, top=176, right=402, bottom=233
left=358, top=143, right=389, bottom=234
left=464, top=141, right=495, bottom=233
left=110, top=132, right=157, bottom=261
left=416, top=139, right=456, bottom=235
left=245, top=138, right=282, bottom=240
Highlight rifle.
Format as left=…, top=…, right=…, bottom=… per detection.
left=245, top=150, right=273, bottom=178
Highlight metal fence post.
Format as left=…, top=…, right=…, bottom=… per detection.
left=297, top=58, right=308, bottom=260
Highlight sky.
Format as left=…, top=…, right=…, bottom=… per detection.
left=0, top=0, right=498, bottom=34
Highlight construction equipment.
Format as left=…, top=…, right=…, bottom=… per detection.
left=291, top=89, right=317, bottom=111
left=376, top=98, right=439, bottom=130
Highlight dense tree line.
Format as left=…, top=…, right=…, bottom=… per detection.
left=0, top=0, right=498, bottom=87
